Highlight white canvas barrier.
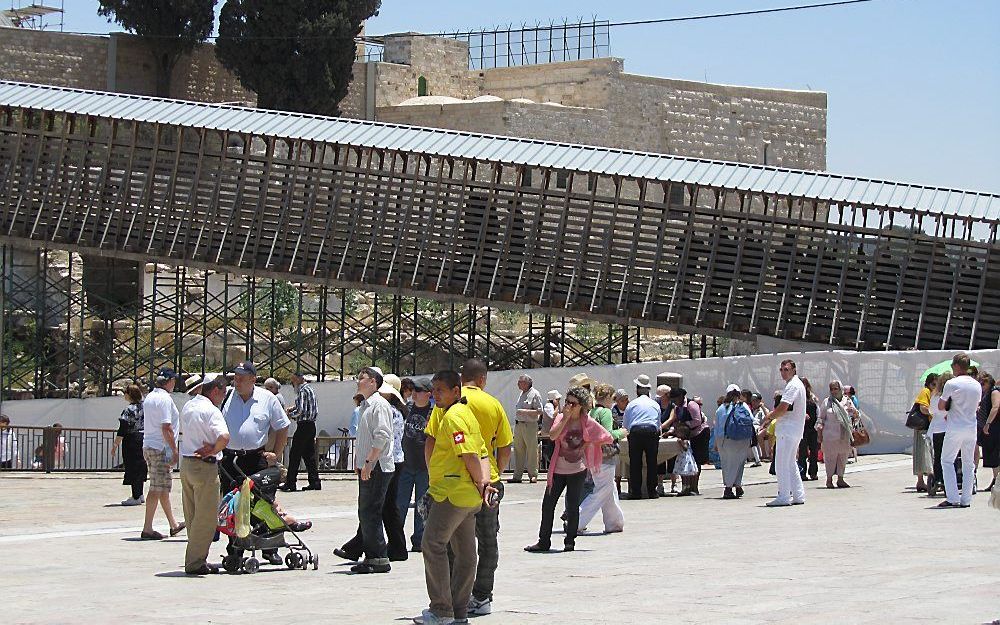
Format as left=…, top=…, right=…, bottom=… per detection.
left=2, top=349, right=997, bottom=456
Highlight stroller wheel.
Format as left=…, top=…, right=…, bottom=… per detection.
left=222, top=555, right=240, bottom=573
left=312, top=554, right=319, bottom=570
left=243, top=557, right=260, bottom=574
left=285, top=552, right=304, bottom=569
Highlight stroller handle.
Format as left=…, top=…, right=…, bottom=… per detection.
left=217, top=453, right=251, bottom=485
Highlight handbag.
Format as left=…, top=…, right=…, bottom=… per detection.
left=904, top=403, right=930, bottom=430
left=851, top=416, right=871, bottom=447
left=601, top=441, right=621, bottom=460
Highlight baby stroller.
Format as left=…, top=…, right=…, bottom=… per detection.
left=217, top=462, right=318, bottom=574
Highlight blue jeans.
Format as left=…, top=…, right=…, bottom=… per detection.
left=396, top=462, right=429, bottom=548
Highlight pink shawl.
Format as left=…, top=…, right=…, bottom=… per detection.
left=546, top=412, right=613, bottom=490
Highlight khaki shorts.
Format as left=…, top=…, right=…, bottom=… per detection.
left=143, top=448, right=173, bottom=493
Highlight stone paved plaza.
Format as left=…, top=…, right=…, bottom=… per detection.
left=2, top=456, right=998, bottom=624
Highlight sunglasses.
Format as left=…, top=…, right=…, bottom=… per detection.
left=779, top=367, right=793, bottom=372
left=564, top=400, right=580, bottom=407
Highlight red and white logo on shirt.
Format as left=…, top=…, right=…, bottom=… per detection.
left=452, top=431, right=465, bottom=445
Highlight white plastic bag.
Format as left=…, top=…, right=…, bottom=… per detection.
left=674, top=448, right=698, bottom=477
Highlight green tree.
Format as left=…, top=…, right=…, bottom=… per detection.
left=97, top=0, right=217, bottom=97
left=215, top=0, right=380, bottom=116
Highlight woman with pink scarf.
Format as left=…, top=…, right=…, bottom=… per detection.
left=525, top=386, right=612, bottom=553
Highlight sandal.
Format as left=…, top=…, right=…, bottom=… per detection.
left=169, top=523, right=186, bottom=537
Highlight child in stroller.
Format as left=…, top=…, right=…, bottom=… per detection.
left=218, top=464, right=318, bottom=574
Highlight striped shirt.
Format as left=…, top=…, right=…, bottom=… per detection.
left=291, top=382, right=318, bottom=422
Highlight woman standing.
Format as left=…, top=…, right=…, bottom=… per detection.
left=797, top=378, right=820, bottom=481
left=910, top=374, right=938, bottom=492
left=817, top=380, right=855, bottom=488
left=978, top=373, right=1000, bottom=491
left=715, top=384, right=752, bottom=499
left=661, top=388, right=709, bottom=496
left=111, top=384, right=147, bottom=506
left=577, top=383, right=626, bottom=533
left=525, top=386, right=611, bottom=553
left=928, top=372, right=953, bottom=496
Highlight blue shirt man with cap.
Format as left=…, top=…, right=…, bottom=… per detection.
left=622, top=374, right=662, bottom=500
left=219, top=360, right=290, bottom=565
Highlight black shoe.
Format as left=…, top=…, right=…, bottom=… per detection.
left=263, top=552, right=282, bottom=566
left=333, top=548, right=360, bottom=562
left=389, top=553, right=409, bottom=562
left=735, top=486, right=745, bottom=498
left=723, top=487, right=736, bottom=500
left=350, top=562, right=391, bottom=574
left=185, top=563, right=220, bottom=575
left=524, top=543, right=550, bottom=553
left=508, top=478, right=523, bottom=484
left=410, top=545, right=422, bottom=553
left=563, top=544, right=575, bottom=552
left=302, top=483, right=322, bottom=491
left=279, top=484, right=297, bottom=492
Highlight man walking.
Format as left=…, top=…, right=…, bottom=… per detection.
left=219, top=361, right=289, bottom=565
left=140, top=368, right=185, bottom=540
left=344, top=366, right=395, bottom=574
left=415, top=369, right=493, bottom=625
left=765, top=359, right=807, bottom=507
left=179, top=373, right=230, bottom=575
left=938, top=353, right=982, bottom=508
left=456, top=359, right=513, bottom=618
left=397, top=376, right=433, bottom=552
left=511, top=374, right=543, bottom=483
left=622, top=374, right=661, bottom=499
left=282, top=371, right=321, bottom=492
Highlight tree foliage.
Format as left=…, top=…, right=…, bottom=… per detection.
left=97, top=0, right=217, bottom=97
left=215, top=0, right=380, bottom=116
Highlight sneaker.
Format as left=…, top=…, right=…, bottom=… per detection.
left=468, top=596, right=492, bottom=616
left=791, top=499, right=805, bottom=505
left=765, top=499, right=791, bottom=507
left=138, top=495, right=145, bottom=504
left=413, top=609, right=455, bottom=625
left=121, top=497, right=142, bottom=506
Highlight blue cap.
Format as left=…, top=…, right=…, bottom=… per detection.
left=233, top=361, right=257, bottom=376
left=157, top=368, right=178, bottom=380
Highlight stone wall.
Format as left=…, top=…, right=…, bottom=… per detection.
left=0, top=29, right=107, bottom=89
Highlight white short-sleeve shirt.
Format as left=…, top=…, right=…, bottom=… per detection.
left=179, top=394, right=230, bottom=459
left=775, top=375, right=807, bottom=438
left=222, top=386, right=291, bottom=450
left=142, top=387, right=179, bottom=451
left=941, top=375, right=982, bottom=432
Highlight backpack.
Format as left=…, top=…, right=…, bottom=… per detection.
left=724, top=403, right=755, bottom=441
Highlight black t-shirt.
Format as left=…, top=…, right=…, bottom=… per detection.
left=402, top=402, right=432, bottom=470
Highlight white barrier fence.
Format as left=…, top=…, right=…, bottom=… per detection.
left=2, top=349, right=997, bottom=456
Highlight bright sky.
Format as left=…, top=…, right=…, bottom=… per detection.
left=54, top=0, right=1000, bottom=193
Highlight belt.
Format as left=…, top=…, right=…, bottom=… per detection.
left=630, top=424, right=660, bottom=433
left=183, top=455, right=218, bottom=464
left=224, top=447, right=265, bottom=457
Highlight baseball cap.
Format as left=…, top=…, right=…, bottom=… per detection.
left=411, top=377, right=434, bottom=393
left=233, top=361, right=257, bottom=376
left=726, top=383, right=741, bottom=394
left=157, top=368, right=178, bottom=380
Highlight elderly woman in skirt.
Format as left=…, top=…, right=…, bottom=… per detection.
left=817, top=380, right=856, bottom=489
left=715, top=384, right=752, bottom=499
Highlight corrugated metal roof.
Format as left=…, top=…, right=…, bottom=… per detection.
left=1, top=80, right=997, bottom=220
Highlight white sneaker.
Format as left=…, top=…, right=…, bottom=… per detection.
left=121, top=498, right=142, bottom=506
left=468, top=596, right=492, bottom=616
left=412, top=609, right=455, bottom=625
left=139, top=495, right=145, bottom=504
left=765, top=498, right=792, bottom=507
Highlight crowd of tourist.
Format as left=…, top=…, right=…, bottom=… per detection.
left=1, top=350, right=998, bottom=624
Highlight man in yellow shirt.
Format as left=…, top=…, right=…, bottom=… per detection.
left=416, top=370, right=492, bottom=625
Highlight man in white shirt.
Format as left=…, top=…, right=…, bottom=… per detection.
left=140, top=368, right=185, bottom=540
left=0, top=415, right=18, bottom=469
left=765, top=359, right=807, bottom=507
left=511, top=375, right=544, bottom=483
left=179, top=373, right=231, bottom=575
left=938, top=353, right=981, bottom=508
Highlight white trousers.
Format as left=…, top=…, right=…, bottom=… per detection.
left=775, top=434, right=805, bottom=503
left=942, top=428, right=977, bottom=506
left=578, top=460, right=624, bottom=532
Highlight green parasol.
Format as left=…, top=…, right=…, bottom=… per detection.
left=920, top=359, right=980, bottom=383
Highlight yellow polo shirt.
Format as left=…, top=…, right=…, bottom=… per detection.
left=428, top=386, right=514, bottom=483
left=425, top=401, right=489, bottom=509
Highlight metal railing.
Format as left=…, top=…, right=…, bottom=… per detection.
left=0, top=427, right=554, bottom=474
